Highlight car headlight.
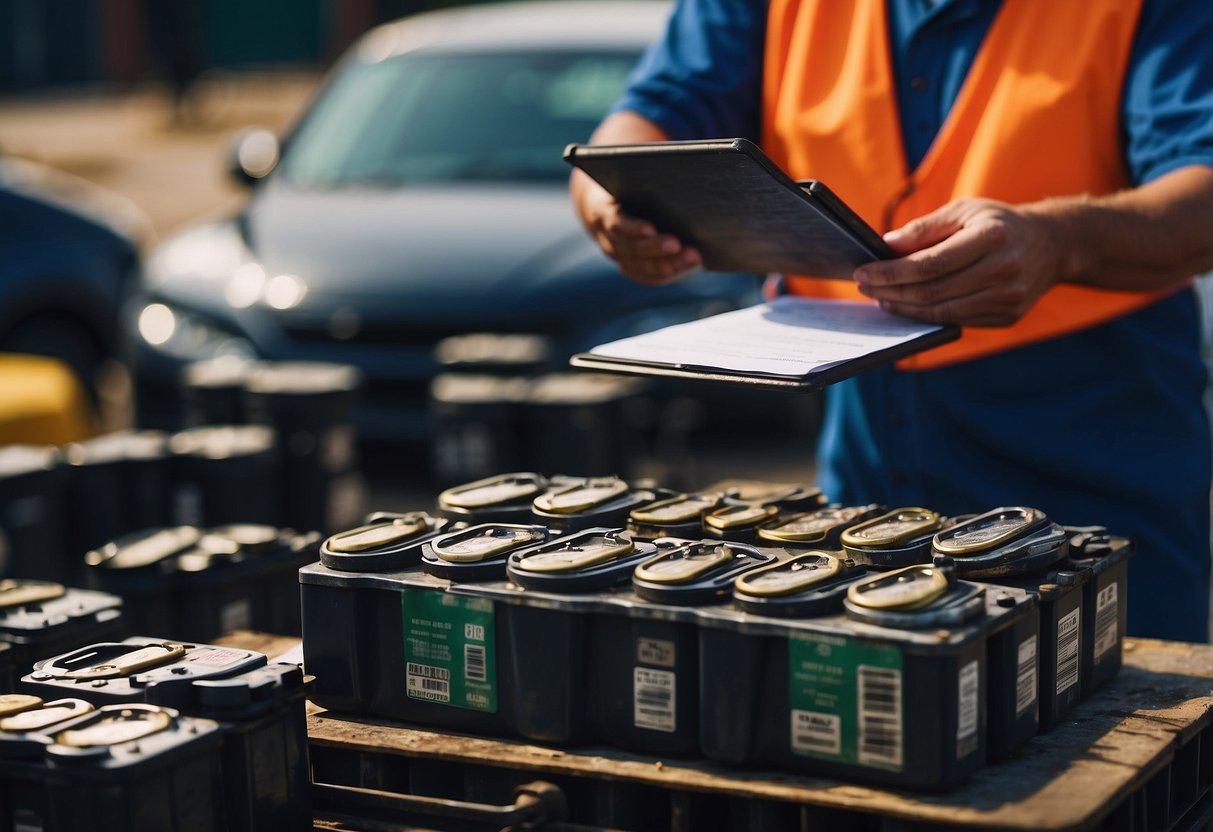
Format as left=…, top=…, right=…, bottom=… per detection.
left=135, top=301, right=255, bottom=362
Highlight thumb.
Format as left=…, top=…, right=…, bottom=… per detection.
left=883, top=204, right=966, bottom=255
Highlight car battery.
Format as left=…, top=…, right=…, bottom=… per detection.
left=171, top=525, right=322, bottom=641
left=933, top=507, right=1082, bottom=730
left=318, top=511, right=460, bottom=573
left=64, top=430, right=174, bottom=556
left=429, top=373, right=533, bottom=486
left=0, top=644, right=12, bottom=692
left=697, top=558, right=1038, bottom=788
left=303, top=522, right=624, bottom=743
left=0, top=444, right=69, bottom=582
left=755, top=503, right=886, bottom=550
left=0, top=695, right=95, bottom=828
left=626, top=491, right=728, bottom=540
left=530, top=475, right=669, bottom=533
left=519, top=372, right=650, bottom=478
left=840, top=507, right=944, bottom=569
left=1062, top=526, right=1134, bottom=699
left=0, top=580, right=126, bottom=678
left=436, top=472, right=554, bottom=525
left=167, top=424, right=281, bottom=528
left=701, top=485, right=826, bottom=543
left=0, top=700, right=225, bottom=832
left=580, top=539, right=779, bottom=758
left=451, top=528, right=660, bottom=744
left=21, top=638, right=268, bottom=707
left=435, top=332, right=554, bottom=377
left=242, top=361, right=365, bottom=534
left=181, top=356, right=256, bottom=427
left=83, top=527, right=202, bottom=638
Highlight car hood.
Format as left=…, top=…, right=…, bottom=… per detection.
left=239, top=181, right=672, bottom=326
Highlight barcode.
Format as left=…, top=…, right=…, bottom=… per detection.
left=1056, top=609, right=1081, bottom=695
left=634, top=668, right=676, bottom=732
left=1015, top=635, right=1038, bottom=716
left=791, top=710, right=841, bottom=755
left=407, top=662, right=451, bottom=702
left=858, top=665, right=903, bottom=768
left=1093, top=583, right=1119, bottom=661
left=464, top=644, right=487, bottom=682
left=957, top=660, right=979, bottom=745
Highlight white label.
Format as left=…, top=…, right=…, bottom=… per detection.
left=1056, top=608, right=1081, bottom=695
left=1093, top=583, right=1119, bottom=661
left=464, top=644, right=487, bottom=683
left=634, top=667, right=676, bottom=732
left=1015, top=635, right=1039, bottom=716
left=184, top=648, right=251, bottom=670
left=857, top=664, right=903, bottom=767
left=957, top=660, right=980, bottom=758
left=407, top=662, right=451, bottom=702
left=791, top=710, right=841, bottom=755
left=220, top=598, right=252, bottom=633
left=637, top=638, right=676, bottom=668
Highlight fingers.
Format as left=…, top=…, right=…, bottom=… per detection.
left=591, top=201, right=702, bottom=285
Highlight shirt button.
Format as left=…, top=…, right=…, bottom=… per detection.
left=910, top=76, right=929, bottom=92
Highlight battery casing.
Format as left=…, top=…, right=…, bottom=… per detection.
left=0, top=585, right=127, bottom=678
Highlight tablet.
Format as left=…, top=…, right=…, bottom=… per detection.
left=564, top=138, right=893, bottom=278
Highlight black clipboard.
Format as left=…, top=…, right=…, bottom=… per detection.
left=569, top=298, right=960, bottom=392
left=564, top=137, right=894, bottom=278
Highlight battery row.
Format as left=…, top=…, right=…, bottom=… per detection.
left=301, top=472, right=1132, bottom=790
left=0, top=637, right=310, bottom=832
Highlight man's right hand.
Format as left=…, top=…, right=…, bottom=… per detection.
left=569, top=111, right=702, bottom=286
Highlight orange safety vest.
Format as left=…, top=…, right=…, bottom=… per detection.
left=762, top=0, right=1176, bottom=370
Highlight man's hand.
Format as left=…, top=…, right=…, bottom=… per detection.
left=575, top=177, right=702, bottom=285
left=852, top=198, right=1064, bottom=326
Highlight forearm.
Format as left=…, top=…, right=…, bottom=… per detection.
left=570, top=111, right=669, bottom=222
left=1036, top=164, right=1213, bottom=291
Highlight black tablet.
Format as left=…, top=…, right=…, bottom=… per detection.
left=564, top=138, right=893, bottom=278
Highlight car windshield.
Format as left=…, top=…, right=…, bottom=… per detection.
left=279, top=49, right=637, bottom=187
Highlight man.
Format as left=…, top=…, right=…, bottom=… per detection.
left=571, top=0, right=1213, bottom=641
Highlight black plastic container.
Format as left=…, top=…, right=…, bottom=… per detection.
left=181, top=356, right=256, bottom=427
left=0, top=644, right=11, bottom=692
left=0, top=581, right=127, bottom=678
left=754, top=503, right=885, bottom=549
left=530, top=476, right=667, bottom=533
left=933, top=508, right=1080, bottom=729
left=697, top=559, right=1037, bottom=788
left=840, top=507, right=943, bottom=569
left=0, top=701, right=225, bottom=832
left=168, top=424, right=281, bottom=528
left=83, top=527, right=202, bottom=638
left=436, top=472, right=552, bottom=525
left=243, top=361, right=364, bottom=535
left=1062, top=526, right=1134, bottom=699
left=428, top=373, right=532, bottom=486
left=21, top=637, right=268, bottom=707
left=0, top=445, right=68, bottom=583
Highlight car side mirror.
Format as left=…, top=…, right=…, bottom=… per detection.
left=226, top=128, right=280, bottom=186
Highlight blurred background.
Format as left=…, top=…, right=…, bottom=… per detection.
left=0, top=0, right=819, bottom=521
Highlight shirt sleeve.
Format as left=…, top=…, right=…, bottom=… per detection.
left=1124, top=0, right=1213, bottom=184
left=611, top=0, right=767, bottom=142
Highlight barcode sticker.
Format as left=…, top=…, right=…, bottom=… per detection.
left=634, top=668, right=676, bottom=732
left=956, top=660, right=979, bottom=758
left=407, top=662, right=451, bottom=702
left=1093, top=583, right=1119, bottom=661
left=792, top=710, right=841, bottom=755
left=858, top=665, right=903, bottom=768
left=1015, top=635, right=1038, bottom=716
left=464, top=644, right=487, bottom=682
left=1056, top=608, right=1081, bottom=695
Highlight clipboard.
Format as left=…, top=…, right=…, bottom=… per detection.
left=570, top=297, right=960, bottom=392
left=564, top=137, right=894, bottom=278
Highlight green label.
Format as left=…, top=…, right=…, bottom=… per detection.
left=402, top=589, right=497, bottom=712
left=788, top=632, right=904, bottom=771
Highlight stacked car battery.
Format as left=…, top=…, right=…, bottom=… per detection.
left=302, top=472, right=1133, bottom=790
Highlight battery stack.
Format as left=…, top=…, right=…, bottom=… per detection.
left=301, top=472, right=1134, bottom=791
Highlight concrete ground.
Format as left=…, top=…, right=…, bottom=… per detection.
left=0, top=74, right=819, bottom=510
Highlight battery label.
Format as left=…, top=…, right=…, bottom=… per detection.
left=637, top=638, right=676, bottom=668
left=402, top=590, right=497, bottom=712
left=1056, top=608, right=1081, bottom=696
left=1093, top=583, right=1119, bottom=662
left=788, top=633, right=904, bottom=771
left=956, top=660, right=979, bottom=759
left=1016, top=635, right=1038, bottom=716
left=634, top=668, right=676, bottom=732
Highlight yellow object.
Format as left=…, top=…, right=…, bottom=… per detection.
left=0, top=354, right=93, bottom=445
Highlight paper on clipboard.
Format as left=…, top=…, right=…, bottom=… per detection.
left=586, top=297, right=949, bottom=378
